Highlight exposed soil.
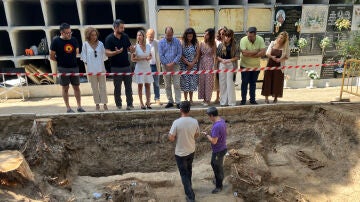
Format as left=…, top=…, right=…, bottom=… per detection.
left=0, top=103, right=360, bottom=201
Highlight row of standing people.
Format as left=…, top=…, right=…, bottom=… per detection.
left=50, top=20, right=289, bottom=113
left=158, top=25, right=290, bottom=108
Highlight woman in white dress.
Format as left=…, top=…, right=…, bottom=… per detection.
left=131, top=30, right=153, bottom=109
left=81, top=27, right=108, bottom=111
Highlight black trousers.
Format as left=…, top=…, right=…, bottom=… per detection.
left=175, top=153, right=195, bottom=201
left=240, top=66, right=260, bottom=102
left=111, top=67, right=133, bottom=107
left=211, top=149, right=227, bottom=189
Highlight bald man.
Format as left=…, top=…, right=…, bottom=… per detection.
left=146, top=29, right=162, bottom=105
left=158, top=26, right=182, bottom=109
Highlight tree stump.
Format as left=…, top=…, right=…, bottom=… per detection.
left=0, top=150, right=34, bottom=186
left=22, top=118, right=54, bottom=166
left=30, top=118, right=53, bottom=137
left=21, top=118, right=75, bottom=189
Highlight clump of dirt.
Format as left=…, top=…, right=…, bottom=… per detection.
left=103, top=179, right=157, bottom=202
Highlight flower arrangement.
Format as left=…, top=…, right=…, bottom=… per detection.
left=305, top=70, right=320, bottom=80
left=274, top=21, right=282, bottom=33
left=295, top=19, right=301, bottom=32
left=297, top=38, right=308, bottom=50
left=320, top=37, right=331, bottom=49
left=274, top=21, right=282, bottom=27
left=335, top=18, right=351, bottom=31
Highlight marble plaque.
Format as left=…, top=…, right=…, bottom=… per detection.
left=301, top=5, right=329, bottom=33
left=247, top=8, right=272, bottom=32
left=327, top=5, right=353, bottom=31
left=189, top=9, right=215, bottom=33
left=299, top=33, right=323, bottom=56
left=235, top=33, right=274, bottom=49
left=321, top=55, right=343, bottom=79
left=284, top=56, right=298, bottom=80
left=324, top=31, right=350, bottom=57
left=218, top=8, right=244, bottom=32
left=352, top=5, right=360, bottom=30
left=295, top=55, right=323, bottom=80
left=274, top=6, right=302, bottom=33
left=257, top=33, right=276, bottom=48
left=157, top=10, right=186, bottom=36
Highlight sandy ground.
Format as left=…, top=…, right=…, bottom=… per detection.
left=1, top=86, right=359, bottom=115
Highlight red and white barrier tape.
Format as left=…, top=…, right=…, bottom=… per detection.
left=0, top=63, right=340, bottom=76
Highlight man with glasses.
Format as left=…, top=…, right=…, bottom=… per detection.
left=239, top=27, right=266, bottom=105
left=50, top=22, right=85, bottom=113
left=105, top=19, right=135, bottom=110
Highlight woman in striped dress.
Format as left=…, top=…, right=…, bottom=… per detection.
left=198, top=28, right=216, bottom=106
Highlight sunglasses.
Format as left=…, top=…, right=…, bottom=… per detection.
left=94, top=50, right=97, bottom=58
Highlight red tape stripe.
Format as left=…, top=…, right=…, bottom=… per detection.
left=0, top=63, right=341, bottom=76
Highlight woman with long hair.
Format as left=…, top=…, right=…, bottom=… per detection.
left=198, top=28, right=216, bottom=106
left=216, top=29, right=240, bottom=106
left=81, top=27, right=108, bottom=111
left=180, top=27, right=200, bottom=104
left=261, top=31, right=290, bottom=104
left=213, top=27, right=228, bottom=104
left=131, top=30, right=153, bottom=109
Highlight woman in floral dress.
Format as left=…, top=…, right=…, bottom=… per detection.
left=180, top=28, right=200, bottom=103
left=198, top=28, right=216, bottom=106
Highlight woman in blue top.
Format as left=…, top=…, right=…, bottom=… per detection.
left=204, top=106, right=227, bottom=194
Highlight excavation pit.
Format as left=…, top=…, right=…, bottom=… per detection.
left=0, top=103, right=359, bottom=201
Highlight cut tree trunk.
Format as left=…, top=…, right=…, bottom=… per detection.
left=0, top=150, right=34, bottom=186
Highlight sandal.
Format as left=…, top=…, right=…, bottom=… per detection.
left=145, top=101, right=152, bottom=109
left=103, top=104, right=108, bottom=111
left=265, top=99, right=270, bottom=104
left=96, top=104, right=100, bottom=111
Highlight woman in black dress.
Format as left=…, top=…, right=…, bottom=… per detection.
left=261, top=31, right=290, bottom=104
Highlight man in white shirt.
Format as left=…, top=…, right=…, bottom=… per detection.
left=168, top=101, right=199, bottom=202
left=146, top=29, right=162, bottom=105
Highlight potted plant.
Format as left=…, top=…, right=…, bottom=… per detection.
left=320, top=37, right=331, bottom=55
left=337, top=31, right=360, bottom=60
left=336, top=31, right=360, bottom=86
left=305, top=70, right=320, bottom=88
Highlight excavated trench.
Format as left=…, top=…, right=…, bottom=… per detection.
left=0, top=103, right=359, bottom=201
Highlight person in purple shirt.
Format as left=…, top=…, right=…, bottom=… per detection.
left=158, top=26, right=182, bottom=109
left=204, top=106, right=227, bottom=194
